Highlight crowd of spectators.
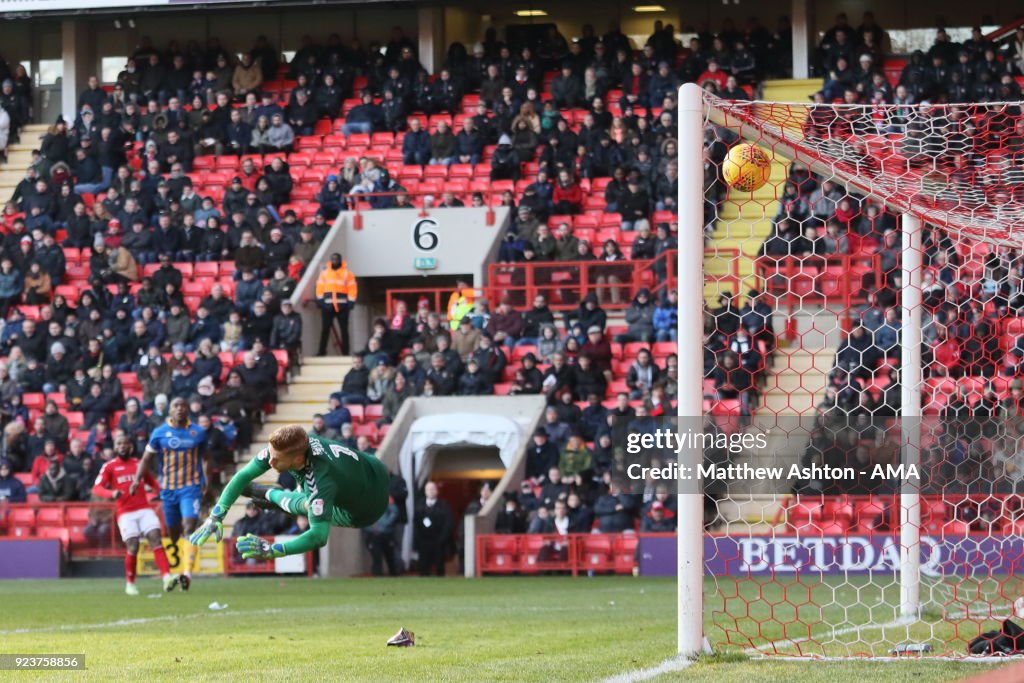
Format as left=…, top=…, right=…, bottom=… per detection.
left=738, top=15, right=1024, bottom=499
left=816, top=15, right=1024, bottom=105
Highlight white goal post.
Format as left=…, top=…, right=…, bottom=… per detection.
left=677, top=82, right=707, bottom=657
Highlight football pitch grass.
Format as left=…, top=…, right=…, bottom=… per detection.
left=0, top=575, right=1009, bottom=682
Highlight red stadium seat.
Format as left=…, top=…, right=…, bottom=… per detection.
left=35, top=527, right=70, bottom=549
left=519, top=535, right=569, bottom=573
left=65, top=506, right=92, bottom=535
left=322, top=134, right=346, bottom=150
left=423, top=165, right=448, bottom=179
left=36, top=507, right=65, bottom=527
left=612, top=535, right=638, bottom=574
left=194, top=262, right=219, bottom=279
left=652, top=342, right=675, bottom=358
left=479, top=535, right=519, bottom=573
left=346, top=133, right=370, bottom=149
left=577, top=535, right=613, bottom=571
left=354, top=423, right=378, bottom=440
left=8, top=507, right=36, bottom=537
left=346, top=404, right=365, bottom=424
left=22, top=392, right=44, bottom=411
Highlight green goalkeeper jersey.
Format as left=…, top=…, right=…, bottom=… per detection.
left=217, top=433, right=390, bottom=555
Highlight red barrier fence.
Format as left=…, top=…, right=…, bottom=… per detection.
left=0, top=501, right=120, bottom=557
left=221, top=537, right=315, bottom=576
left=488, top=250, right=678, bottom=310
left=476, top=533, right=639, bottom=576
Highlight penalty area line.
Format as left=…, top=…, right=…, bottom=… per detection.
left=598, top=655, right=696, bottom=683
left=0, top=606, right=303, bottom=635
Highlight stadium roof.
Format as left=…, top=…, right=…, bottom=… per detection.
left=0, top=0, right=425, bottom=19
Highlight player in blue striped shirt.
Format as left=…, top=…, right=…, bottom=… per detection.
left=131, top=397, right=208, bottom=590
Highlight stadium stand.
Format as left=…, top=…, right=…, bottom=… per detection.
left=0, top=13, right=1021, bottom=567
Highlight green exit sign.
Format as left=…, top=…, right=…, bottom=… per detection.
left=414, top=257, right=437, bottom=270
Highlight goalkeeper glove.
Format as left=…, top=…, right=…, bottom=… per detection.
left=236, top=533, right=285, bottom=560
left=189, top=504, right=227, bottom=547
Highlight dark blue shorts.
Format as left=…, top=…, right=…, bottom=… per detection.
left=160, top=485, right=202, bottom=528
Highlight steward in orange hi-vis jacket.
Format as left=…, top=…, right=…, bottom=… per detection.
left=315, top=252, right=358, bottom=355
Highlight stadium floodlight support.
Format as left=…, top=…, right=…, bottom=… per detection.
left=676, top=82, right=707, bottom=658
left=900, top=212, right=923, bottom=620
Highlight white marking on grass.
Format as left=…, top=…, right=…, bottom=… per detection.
left=598, top=655, right=696, bottom=683
left=761, top=655, right=1023, bottom=663
left=746, top=617, right=910, bottom=654
left=746, top=607, right=1014, bottom=658
left=0, top=607, right=288, bottom=635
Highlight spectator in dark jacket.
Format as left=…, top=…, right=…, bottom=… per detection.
left=414, top=481, right=453, bottom=576
left=270, top=299, right=302, bottom=354
left=550, top=65, right=584, bottom=108
left=454, top=118, right=483, bottom=165
left=594, top=480, right=637, bottom=532
left=494, top=494, right=528, bottom=533
left=37, top=459, right=74, bottom=502
left=456, top=358, right=493, bottom=395
left=342, top=92, right=384, bottom=135
left=486, top=299, right=524, bottom=348
left=429, top=120, right=457, bottom=165
left=401, top=117, right=431, bottom=166
left=615, top=288, right=656, bottom=343
left=0, top=459, right=26, bottom=502
left=565, top=293, right=607, bottom=332
left=525, top=428, right=560, bottom=484
left=517, top=294, right=555, bottom=347
left=619, top=176, right=651, bottom=231
left=490, top=134, right=520, bottom=181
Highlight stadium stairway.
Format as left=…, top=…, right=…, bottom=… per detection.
left=0, top=123, right=47, bottom=200
left=704, top=160, right=786, bottom=306
left=715, top=78, right=837, bottom=507
left=222, top=355, right=353, bottom=533
left=760, top=78, right=821, bottom=104
left=704, top=79, right=818, bottom=304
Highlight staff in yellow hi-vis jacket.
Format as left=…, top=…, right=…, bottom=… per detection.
left=447, top=277, right=476, bottom=330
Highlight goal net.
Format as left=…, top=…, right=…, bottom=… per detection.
left=681, top=82, right=1024, bottom=659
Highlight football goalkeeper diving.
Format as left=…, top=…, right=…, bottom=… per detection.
left=190, top=425, right=390, bottom=560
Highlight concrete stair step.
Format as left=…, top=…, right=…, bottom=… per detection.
left=760, top=390, right=820, bottom=415
left=285, top=384, right=340, bottom=401
left=270, top=403, right=332, bottom=420
left=709, top=238, right=762, bottom=256
left=302, top=356, right=353, bottom=365
left=765, top=374, right=828, bottom=395
left=290, top=373, right=347, bottom=385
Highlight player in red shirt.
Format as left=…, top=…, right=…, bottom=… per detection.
left=92, top=435, right=178, bottom=595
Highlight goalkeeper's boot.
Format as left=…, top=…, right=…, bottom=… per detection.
left=163, top=574, right=179, bottom=592
left=179, top=574, right=191, bottom=592
left=242, top=482, right=283, bottom=511
left=125, top=583, right=140, bottom=597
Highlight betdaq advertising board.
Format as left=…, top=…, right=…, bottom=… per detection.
left=0, top=539, right=62, bottom=579
left=638, top=534, right=1024, bottom=577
